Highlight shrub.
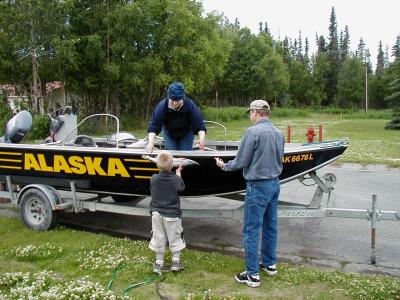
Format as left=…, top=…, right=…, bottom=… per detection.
left=0, top=99, right=13, bottom=136
left=27, top=113, right=50, bottom=141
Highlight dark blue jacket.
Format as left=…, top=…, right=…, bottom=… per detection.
left=147, top=97, right=206, bottom=139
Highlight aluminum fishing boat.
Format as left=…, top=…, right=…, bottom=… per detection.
left=0, top=110, right=348, bottom=199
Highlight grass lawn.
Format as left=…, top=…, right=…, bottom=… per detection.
left=0, top=216, right=399, bottom=299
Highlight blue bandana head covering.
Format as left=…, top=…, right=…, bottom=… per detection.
left=167, top=82, right=185, bottom=101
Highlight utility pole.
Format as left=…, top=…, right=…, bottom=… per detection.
left=365, top=63, right=368, bottom=113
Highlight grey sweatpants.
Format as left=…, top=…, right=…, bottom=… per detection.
left=149, top=212, right=186, bottom=253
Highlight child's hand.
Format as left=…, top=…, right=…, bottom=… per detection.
left=176, top=165, right=183, bottom=177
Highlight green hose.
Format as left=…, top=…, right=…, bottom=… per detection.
left=122, top=274, right=160, bottom=297
left=107, top=264, right=126, bottom=291
left=107, top=264, right=160, bottom=297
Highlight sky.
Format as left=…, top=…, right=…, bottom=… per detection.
left=201, top=0, right=400, bottom=67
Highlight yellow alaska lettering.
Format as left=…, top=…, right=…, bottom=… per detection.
left=24, top=153, right=41, bottom=171
left=84, top=157, right=107, bottom=176
left=38, top=154, right=53, bottom=171
left=69, top=156, right=86, bottom=174
left=53, top=155, right=72, bottom=173
left=108, top=158, right=130, bottom=177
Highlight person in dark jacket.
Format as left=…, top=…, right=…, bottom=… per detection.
left=149, top=151, right=186, bottom=274
left=146, top=82, right=206, bottom=152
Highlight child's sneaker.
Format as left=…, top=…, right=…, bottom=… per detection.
left=234, top=271, right=260, bottom=288
left=260, top=263, right=277, bottom=276
left=170, top=260, right=184, bottom=272
left=153, top=263, right=167, bottom=274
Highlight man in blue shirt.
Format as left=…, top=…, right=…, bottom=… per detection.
left=146, top=82, right=206, bottom=152
left=215, top=100, right=285, bottom=288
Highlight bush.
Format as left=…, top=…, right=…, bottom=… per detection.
left=27, top=113, right=50, bottom=141
left=202, top=106, right=247, bottom=122
left=316, top=107, right=391, bottom=119
left=0, top=99, right=13, bottom=136
left=202, top=106, right=312, bottom=121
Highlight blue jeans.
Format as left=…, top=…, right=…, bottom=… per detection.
left=243, top=178, right=280, bottom=275
left=163, top=127, right=194, bottom=150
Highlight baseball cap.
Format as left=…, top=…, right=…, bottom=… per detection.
left=246, top=100, right=270, bottom=112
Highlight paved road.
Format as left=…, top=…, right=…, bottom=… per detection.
left=2, top=163, right=399, bottom=276
left=278, top=163, right=400, bottom=273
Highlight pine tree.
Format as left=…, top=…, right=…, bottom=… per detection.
left=263, top=21, right=270, bottom=35
left=339, top=25, right=350, bottom=64
left=385, top=59, right=400, bottom=130
left=376, top=41, right=385, bottom=77
left=325, top=7, right=340, bottom=106
left=316, top=34, right=327, bottom=53
left=304, top=38, right=310, bottom=70
left=356, top=38, right=366, bottom=62
left=392, top=35, right=400, bottom=58
left=385, top=46, right=390, bottom=68
left=297, top=31, right=303, bottom=62
left=282, top=37, right=292, bottom=66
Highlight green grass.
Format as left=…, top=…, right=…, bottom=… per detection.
left=0, top=216, right=399, bottom=299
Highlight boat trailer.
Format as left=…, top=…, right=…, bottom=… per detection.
left=0, top=170, right=399, bottom=264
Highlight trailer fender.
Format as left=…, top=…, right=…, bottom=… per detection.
left=17, top=184, right=62, bottom=210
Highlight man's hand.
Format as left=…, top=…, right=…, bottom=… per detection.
left=214, top=157, right=225, bottom=169
left=146, top=141, right=154, bottom=153
left=197, top=140, right=205, bottom=150
left=176, top=165, right=183, bottom=177
left=197, top=130, right=206, bottom=151
left=146, top=132, right=156, bottom=153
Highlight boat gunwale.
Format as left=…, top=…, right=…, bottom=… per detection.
left=0, top=139, right=349, bottom=158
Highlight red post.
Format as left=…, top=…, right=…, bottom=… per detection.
left=287, top=125, right=291, bottom=143
left=319, top=124, right=323, bottom=142
left=306, top=127, right=315, bottom=143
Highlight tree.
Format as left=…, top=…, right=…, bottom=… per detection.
left=325, top=7, right=340, bottom=106
left=316, top=34, right=327, bottom=53
left=376, top=41, right=385, bottom=77
left=309, top=52, right=329, bottom=106
left=339, top=25, right=350, bottom=64
left=385, top=58, right=400, bottom=129
left=336, top=56, right=364, bottom=108
left=0, top=0, right=69, bottom=112
left=392, top=35, right=400, bottom=59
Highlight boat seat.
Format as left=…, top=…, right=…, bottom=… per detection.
left=73, top=135, right=97, bottom=147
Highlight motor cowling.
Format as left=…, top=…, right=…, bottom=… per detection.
left=0, top=110, right=32, bottom=143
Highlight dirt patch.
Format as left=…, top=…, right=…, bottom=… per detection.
left=0, top=203, right=19, bottom=218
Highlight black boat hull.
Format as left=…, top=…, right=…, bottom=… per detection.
left=0, top=140, right=347, bottom=197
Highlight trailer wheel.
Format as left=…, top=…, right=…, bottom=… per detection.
left=111, top=195, right=145, bottom=203
left=20, top=189, right=58, bottom=231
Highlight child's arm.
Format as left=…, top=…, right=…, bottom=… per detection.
left=175, top=165, right=183, bottom=177
left=175, top=165, right=185, bottom=191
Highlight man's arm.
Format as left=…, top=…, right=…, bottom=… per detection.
left=146, top=100, right=166, bottom=152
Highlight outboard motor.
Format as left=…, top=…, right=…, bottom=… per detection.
left=0, top=110, right=32, bottom=143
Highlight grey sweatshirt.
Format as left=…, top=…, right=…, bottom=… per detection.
left=150, top=171, right=185, bottom=217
